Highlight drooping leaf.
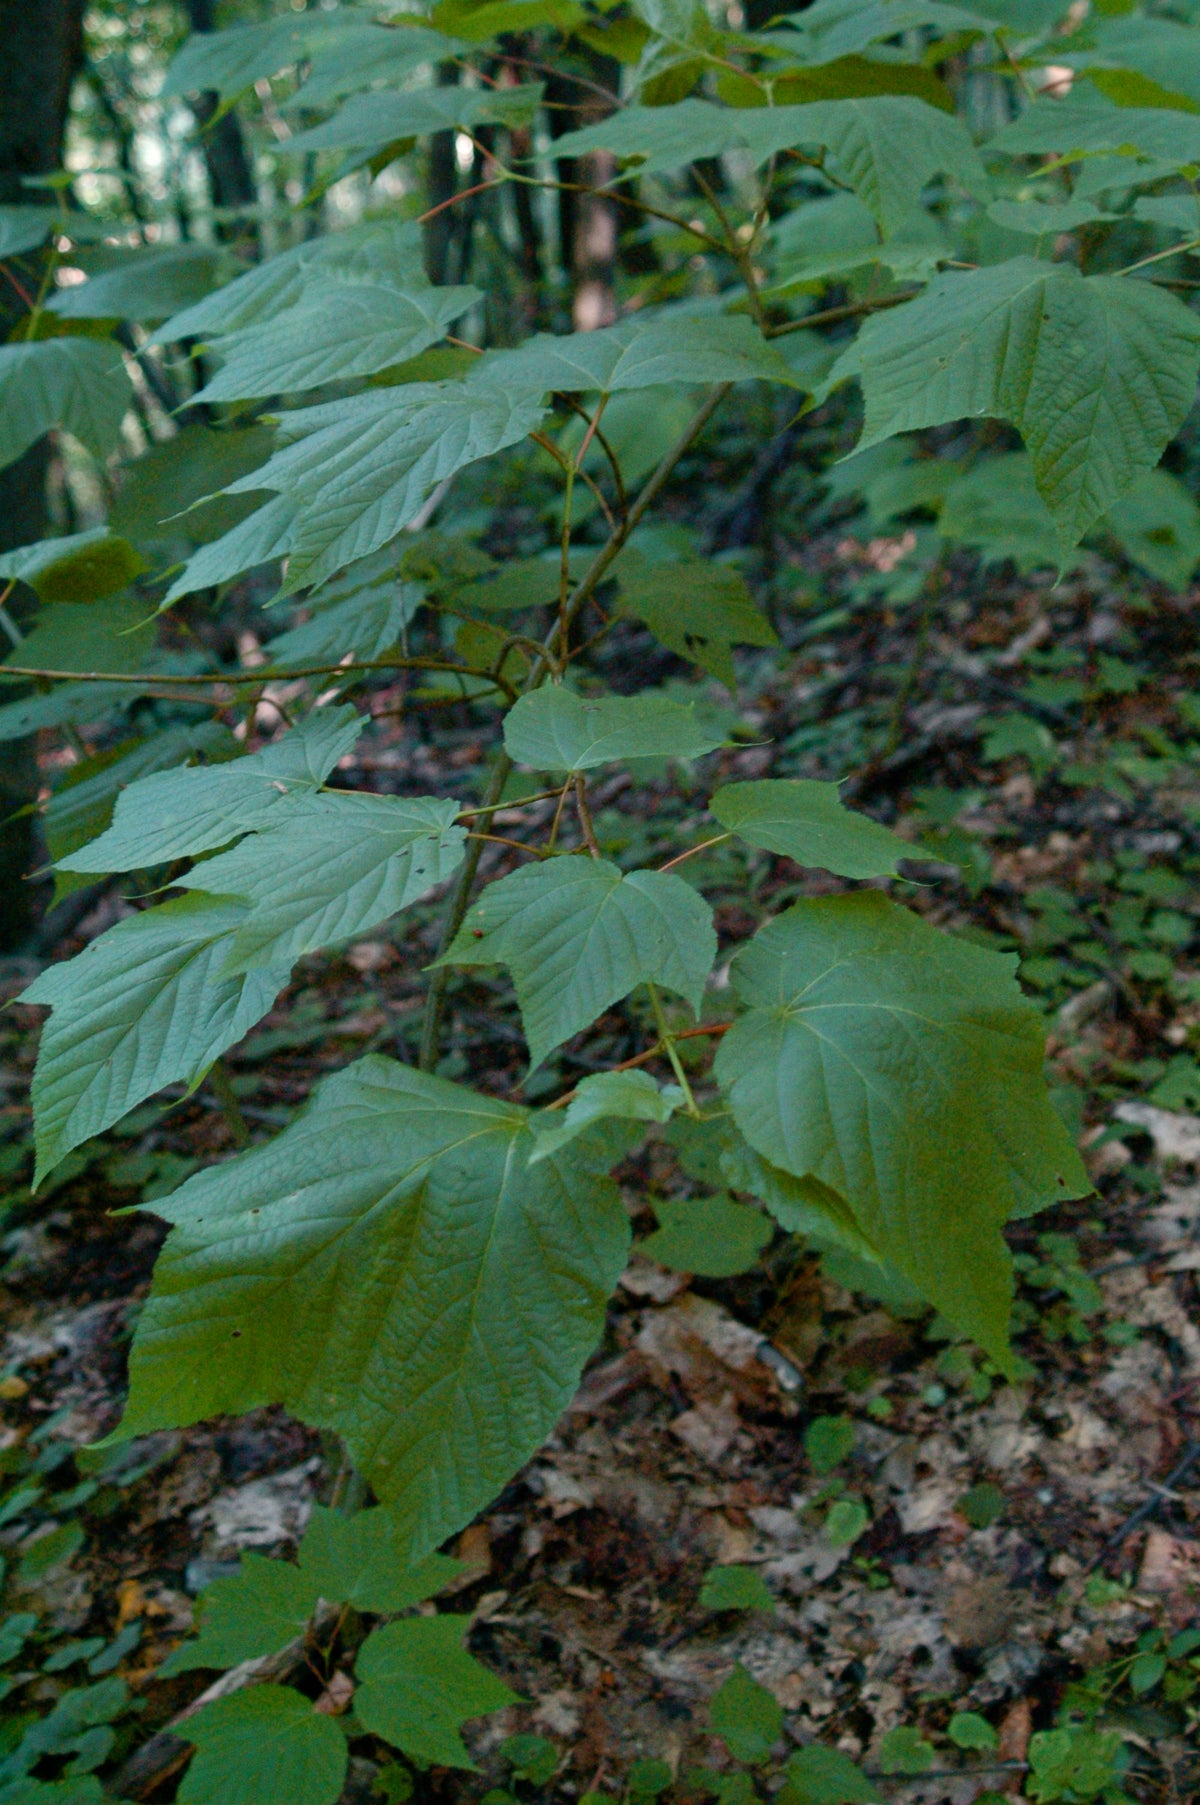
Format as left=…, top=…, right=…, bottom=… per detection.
left=207, top=382, right=545, bottom=595
left=164, top=5, right=378, bottom=100
left=178, top=1686, right=347, bottom=1805
left=714, top=891, right=1090, bottom=1363
left=552, top=96, right=986, bottom=230
left=111, top=1058, right=631, bottom=1555
left=22, top=896, right=289, bottom=1183
left=709, top=1665, right=783, bottom=1764
left=1103, top=465, right=1200, bottom=591
left=529, top=1070, right=684, bottom=1162
left=936, top=451, right=1063, bottom=571
left=48, top=244, right=225, bottom=322
left=161, top=1553, right=317, bottom=1675
left=989, top=89, right=1200, bottom=166
left=58, top=706, right=363, bottom=871
left=161, top=491, right=300, bottom=606
left=441, top=859, right=716, bottom=1069
left=640, top=1193, right=773, bottom=1276
left=5, top=596, right=156, bottom=678
left=155, top=218, right=428, bottom=344
left=297, top=1507, right=465, bottom=1614
left=0, top=528, right=145, bottom=602
left=503, top=687, right=725, bottom=771
left=355, top=1616, right=520, bottom=1769
left=827, top=256, right=1200, bottom=548
left=293, top=21, right=455, bottom=107
left=614, top=557, right=778, bottom=687
left=0, top=338, right=133, bottom=473
left=44, top=722, right=235, bottom=887
left=282, top=84, right=533, bottom=158
left=182, top=792, right=467, bottom=973
left=778, top=0, right=994, bottom=64
left=477, top=311, right=798, bottom=394
left=194, top=280, right=481, bottom=401
left=0, top=204, right=59, bottom=259
left=266, top=579, right=423, bottom=668
left=710, top=779, right=912, bottom=878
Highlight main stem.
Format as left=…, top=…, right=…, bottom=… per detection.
left=417, top=380, right=734, bottom=1071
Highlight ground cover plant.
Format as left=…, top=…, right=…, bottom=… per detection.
left=0, top=0, right=1199, bottom=1799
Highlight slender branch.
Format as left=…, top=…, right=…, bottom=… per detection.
left=417, top=381, right=734, bottom=1070
left=0, top=652, right=515, bottom=697
left=541, top=1021, right=734, bottom=1111
left=573, top=773, right=602, bottom=857
left=765, top=288, right=919, bottom=340
left=658, top=832, right=732, bottom=872
left=646, top=981, right=699, bottom=1116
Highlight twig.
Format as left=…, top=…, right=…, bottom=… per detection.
left=417, top=382, right=733, bottom=1070
left=1090, top=1438, right=1200, bottom=1568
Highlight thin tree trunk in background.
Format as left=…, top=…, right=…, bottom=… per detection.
left=424, top=63, right=461, bottom=284
left=185, top=0, right=258, bottom=240
left=0, top=0, right=87, bottom=952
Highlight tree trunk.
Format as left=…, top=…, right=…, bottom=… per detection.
left=185, top=0, right=258, bottom=231
left=0, top=0, right=87, bottom=952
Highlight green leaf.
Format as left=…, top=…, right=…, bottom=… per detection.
left=182, top=792, right=466, bottom=973
left=877, top=1727, right=935, bottom=1776
left=297, top=1507, right=465, bottom=1614
left=780, top=0, right=993, bottom=63
left=48, top=244, right=224, bottom=323
left=640, top=1193, right=772, bottom=1276
left=0, top=1615, right=37, bottom=1667
left=179, top=1686, right=347, bottom=1805
left=44, top=722, right=235, bottom=890
left=529, top=1070, right=684, bottom=1162
left=0, top=1779, right=105, bottom=1804
left=990, top=89, right=1200, bottom=165
left=553, top=97, right=985, bottom=231
left=714, top=891, right=1090, bottom=1364
left=947, top=1712, right=998, bottom=1752
left=283, top=84, right=540, bottom=160
left=195, top=280, right=481, bottom=402
left=112, top=1057, right=630, bottom=1555
left=957, top=1480, right=1004, bottom=1527
left=162, top=492, right=301, bottom=605
left=0, top=528, right=145, bottom=602
left=779, top=1745, right=881, bottom=1805
left=614, top=557, right=778, bottom=687
left=0, top=338, right=133, bottom=473
left=709, top=1666, right=783, bottom=1764
left=1026, top=1728, right=1124, bottom=1804
left=823, top=1497, right=869, bottom=1546
left=804, top=1415, right=855, bottom=1474
left=4, top=595, right=155, bottom=678
left=827, top=256, right=1200, bottom=549
left=59, top=705, right=363, bottom=872
left=720, top=1134, right=879, bottom=1257
left=0, top=679, right=143, bottom=742
left=23, top=896, right=289, bottom=1183
left=206, top=382, right=545, bottom=596
left=711, top=779, right=912, bottom=878
left=1103, top=466, right=1200, bottom=591
left=356, top=1616, right=519, bottom=1769
left=0, top=1679, right=128, bottom=1783
left=164, top=8, right=356, bottom=99
left=937, top=452, right=1063, bottom=572
left=0, top=205, right=59, bottom=258
left=698, top=1564, right=775, bottom=1612
left=161, top=1553, right=316, bottom=1675
left=985, top=196, right=1116, bottom=236
left=503, top=687, right=725, bottom=770
left=156, top=218, right=429, bottom=344
left=502, top=1734, right=559, bottom=1785
left=442, top=859, right=716, bottom=1070
left=267, top=578, right=422, bottom=668
left=479, top=312, right=798, bottom=394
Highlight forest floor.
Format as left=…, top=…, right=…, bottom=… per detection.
left=2, top=508, right=1199, bottom=1803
